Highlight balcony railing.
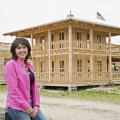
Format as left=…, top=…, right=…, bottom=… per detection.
left=73, top=41, right=108, bottom=52
left=111, top=45, right=120, bottom=55
left=32, top=41, right=120, bottom=56
left=51, top=40, right=69, bottom=50
left=93, top=43, right=107, bottom=52
left=32, top=43, right=48, bottom=52
left=73, top=41, right=90, bottom=50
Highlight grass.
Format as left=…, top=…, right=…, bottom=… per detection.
left=40, top=88, right=120, bottom=104
left=1, top=84, right=120, bottom=104
left=0, top=84, right=7, bottom=92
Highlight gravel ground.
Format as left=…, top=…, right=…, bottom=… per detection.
left=0, top=92, right=120, bottom=120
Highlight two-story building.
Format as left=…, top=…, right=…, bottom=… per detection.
left=3, top=15, right=120, bottom=89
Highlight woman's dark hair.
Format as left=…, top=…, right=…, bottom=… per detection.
left=10, top=37, right=31, bottom=62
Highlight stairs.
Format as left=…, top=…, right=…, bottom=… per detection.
left=68, top=85, right=77, bottom=91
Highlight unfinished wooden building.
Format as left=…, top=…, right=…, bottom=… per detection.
left=0, top=42, right=11, bottom=84
left=3, top=15, right=120, bottom=88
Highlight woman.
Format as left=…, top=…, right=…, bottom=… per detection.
left=3, top=38, right=47, bottom=120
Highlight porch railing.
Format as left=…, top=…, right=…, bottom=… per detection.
left=93, top=72, right=109, bottom=81
left=73, top=72, right=109, bottom=83
left=0, top=71, right=120, bottom=84
left=35, top=72, right=69, bottom=84
left=112, top=72, right=120, bottom=81
left=35, top=72, right=112, bottom=84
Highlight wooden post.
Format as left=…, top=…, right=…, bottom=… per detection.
left=90, top=29, right=93, bottom=82
left=31, top=32, right=33, bottom=45
left=108, top=31, right=112, bottom=83
left=68, top=24, right=72, bottom=85
left=48, top=30, right=51, bottom=83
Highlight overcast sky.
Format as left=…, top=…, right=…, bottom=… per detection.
left=0, top=0, right=120, bottom=43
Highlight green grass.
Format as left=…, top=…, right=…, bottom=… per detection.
left=0, top=84, right=7, bottom=92
left=1, top=84, right=120, bottom=104
left=41, top=89, right=120, bottom=104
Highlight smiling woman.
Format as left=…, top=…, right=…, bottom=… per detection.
left=3, top=38, right=47, bottom=120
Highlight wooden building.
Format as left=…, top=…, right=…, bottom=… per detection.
left=0, top=42, right=11, bottom=84
left=3, top=15, right=120, bottom=89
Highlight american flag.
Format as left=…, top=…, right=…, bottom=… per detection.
left=97, top=12, right=105, bottom=21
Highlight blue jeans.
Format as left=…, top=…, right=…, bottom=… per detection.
left=7, top=107, right=47, bottom=120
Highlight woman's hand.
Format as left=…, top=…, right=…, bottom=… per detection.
left=30, top=106, right=39, bottom=118
left=26, top=107, right=34, bottom=116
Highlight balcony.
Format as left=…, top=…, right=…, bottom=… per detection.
left=32, top=43, right=48, bottom=56
left=32, top=41, right=120, bottom=57
left=111, top=44, right=120, bottom=56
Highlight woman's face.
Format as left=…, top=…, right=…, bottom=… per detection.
left=15, top=44, right=28, bottom=61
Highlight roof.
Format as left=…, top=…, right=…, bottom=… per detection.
left=3, top=17, right=120, bottom=36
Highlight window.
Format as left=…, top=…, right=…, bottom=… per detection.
left=87, top=33, right=89, bottom=41
left=59, top=32, right=65, bottom=48
left=51, top=34, right=54, bottom=49
left=60, top=60, right=64, bottom=72
left=52, top=61, right=54, bottom=72
left=97, top=61, right=102, bottom=72
left=51, top=34, right=54, bottom=42
left=40, top=36, right=45, bottom=43
left=59, top=32, right=64, bottom=40
left=77, top=60, right=82, bottom=72
left=88, top=60, right=90, bottom=72
left=40, top=62, right=45, bottom=72
left=76, top=32, right=82, bottom=41
left=97, top=35, right=102, bottom=43
left=40, top=36, right=45, bottom=50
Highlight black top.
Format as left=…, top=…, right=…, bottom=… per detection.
left=27, top=68, right=35, bottom=107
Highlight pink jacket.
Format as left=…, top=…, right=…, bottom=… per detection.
left=3, top=59, right=40, bottom=112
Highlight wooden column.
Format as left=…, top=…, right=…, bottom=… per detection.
left=90, top=29, right=93, bottom=81
left=68, top=25, right=72, bottom=83
left=108, top=31, right=112, bottom=82
left=48, top=30, right=51, bottom=83
left=31, top=32, right=33, bottom=45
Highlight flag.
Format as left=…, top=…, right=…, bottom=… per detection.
left=97, top=12, right=105, bottom=21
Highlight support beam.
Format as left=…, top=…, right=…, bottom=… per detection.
left=108, top=31, right=112, bottom=82
left=90, top=29, right=93, bottom=81
left=31, top=32, right=33, bottom=46
left=68, top=25, right=72, bottom=84
left=48, top=30, right=51, bottom=83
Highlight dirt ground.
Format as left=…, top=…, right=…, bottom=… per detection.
left=0, top=92, right=120, bottom=120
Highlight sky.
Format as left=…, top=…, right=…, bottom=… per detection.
left=0, top=0, right=120, bottom=44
